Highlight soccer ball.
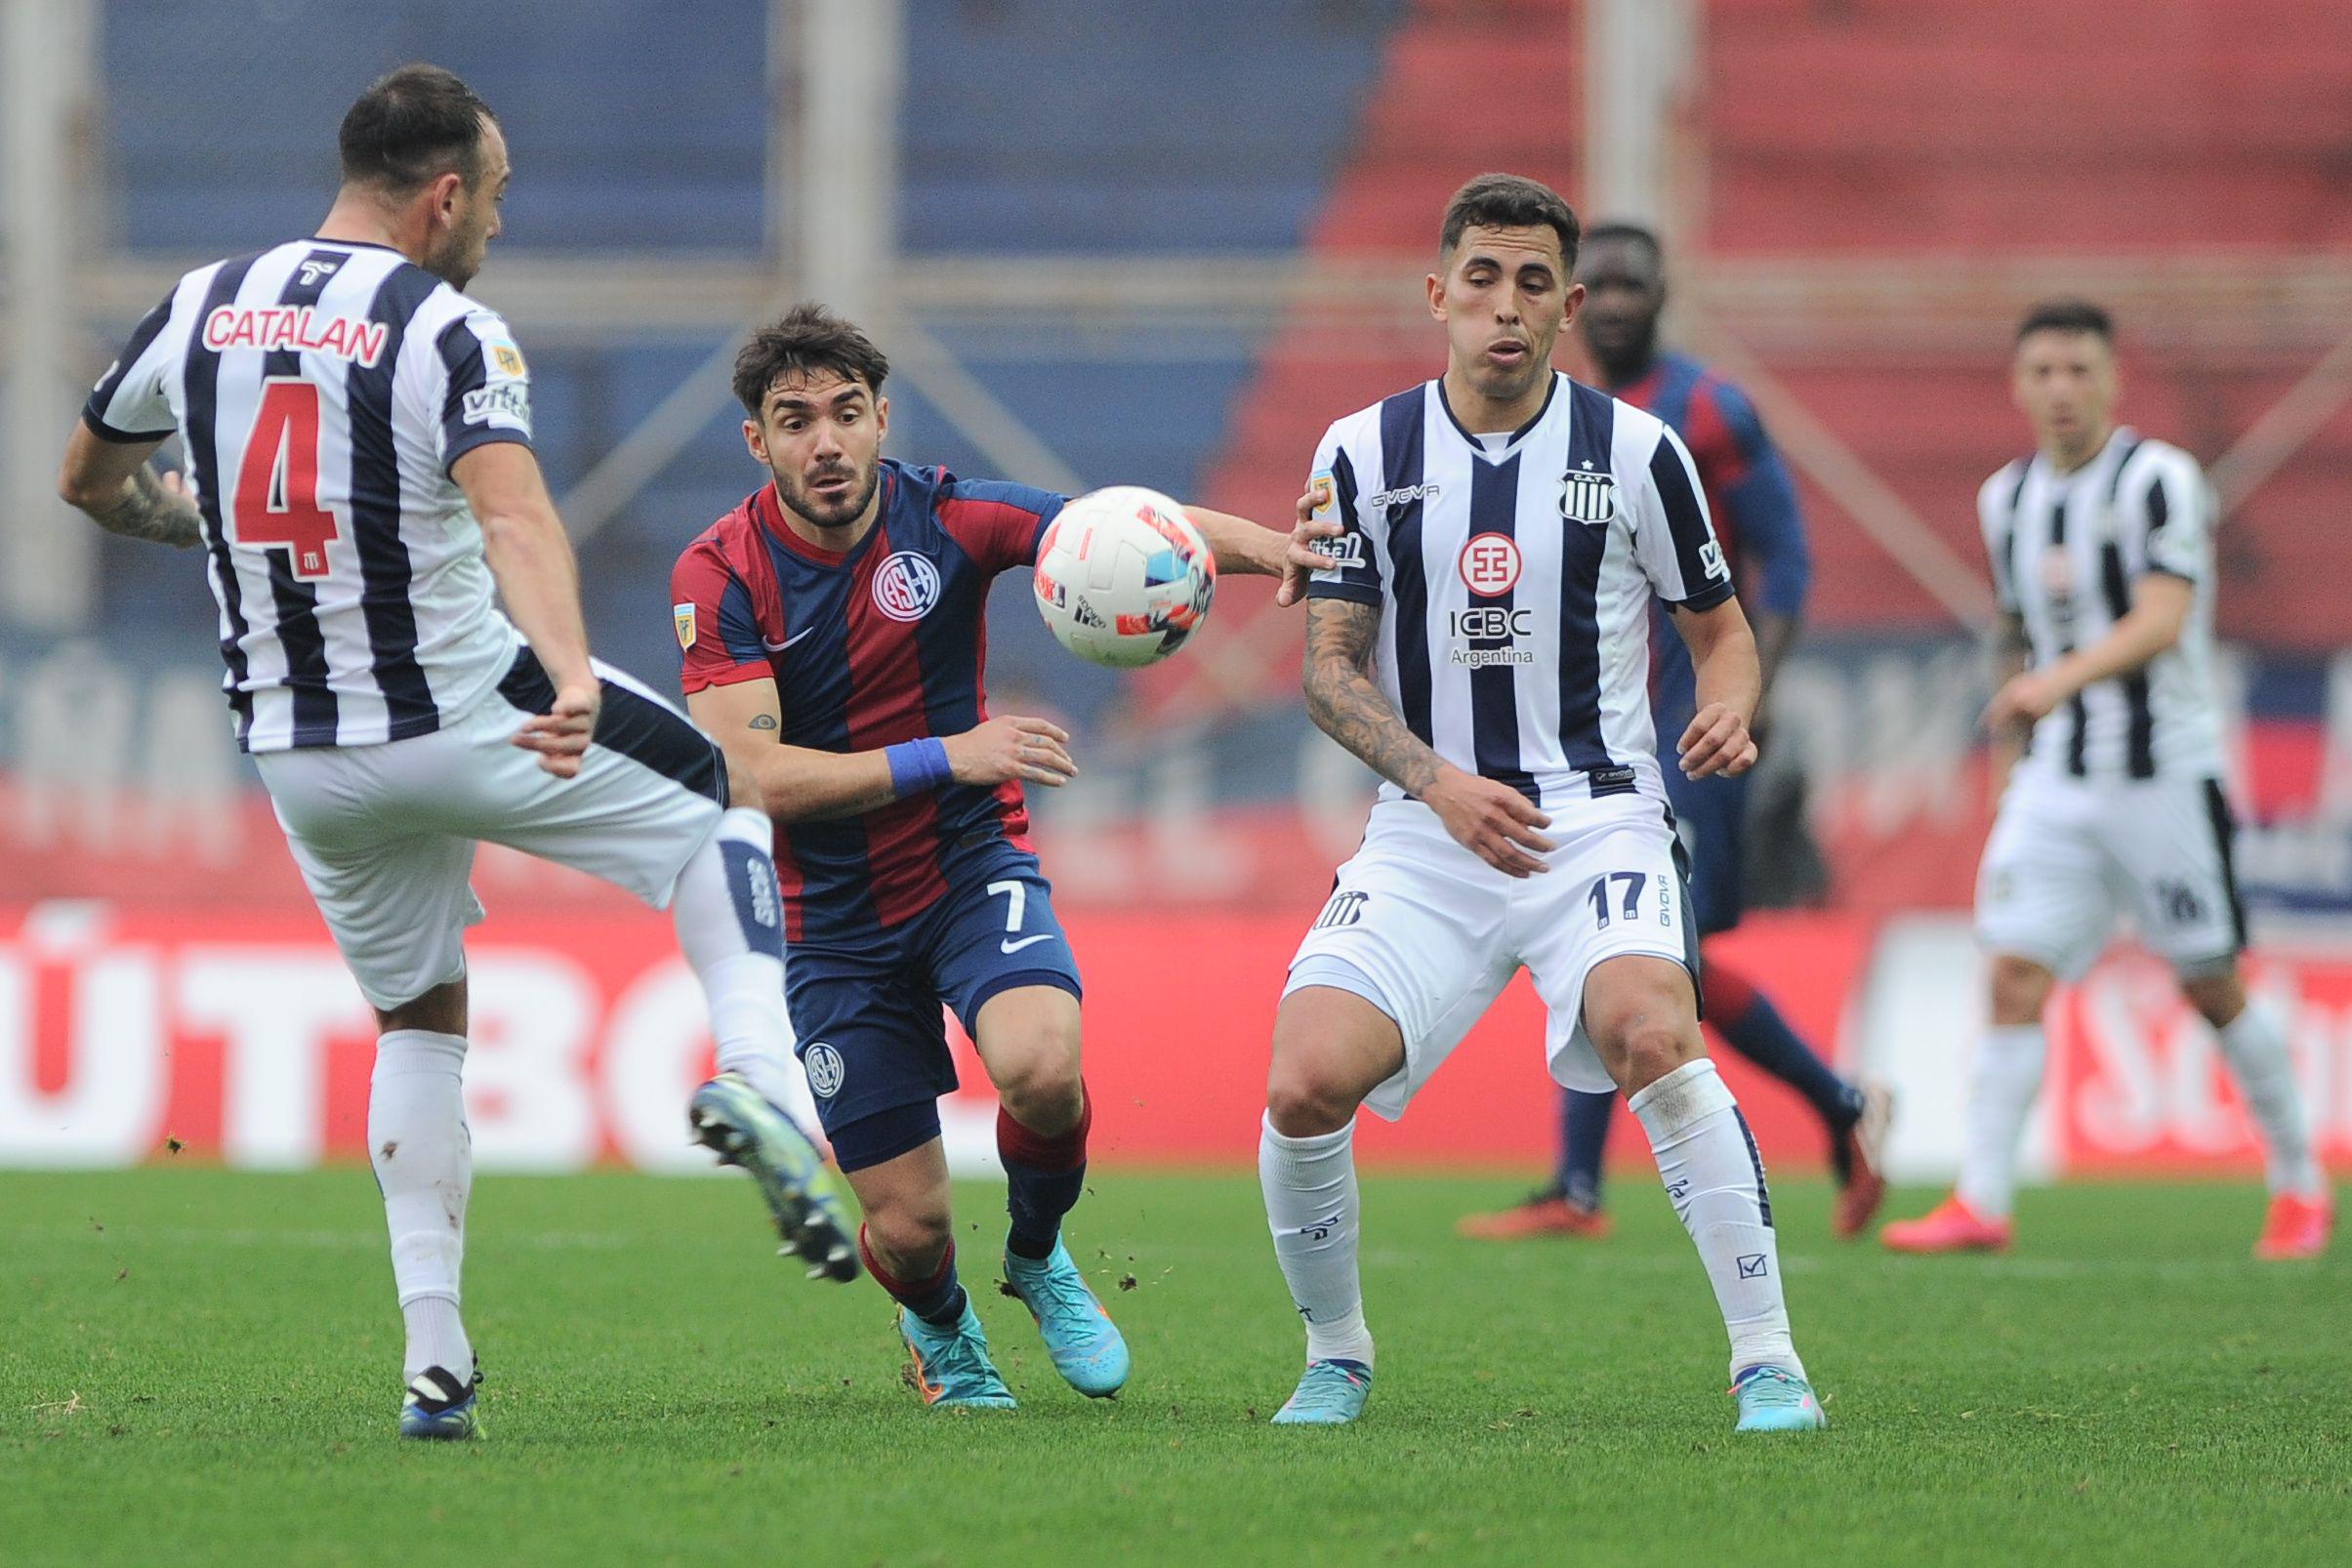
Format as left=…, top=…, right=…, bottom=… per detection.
left=1032, top=486, right=1217, bottom=668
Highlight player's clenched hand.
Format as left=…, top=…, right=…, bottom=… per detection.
left=512, top=681, right=600, bottom=778
left=1982, top=670, right=2062, bottom=734
left=945, top=715, right=1078, bottom=789
left=1424, top=765, right=1555, bottom=878
left=1678, top=702, right=1757, bottom=780
left=1275, top=480, right=1347, bottom=608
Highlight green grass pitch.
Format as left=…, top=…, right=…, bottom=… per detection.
left=6, top=1168, right=2347, bottom=1565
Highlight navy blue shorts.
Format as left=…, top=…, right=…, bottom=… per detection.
left=785, top=848, right=1082, bottom=1172
left=1663, top=763, right=1748, bottom=939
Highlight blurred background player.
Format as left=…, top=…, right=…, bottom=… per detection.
left=1260, top=175, right=1824, bottom=1432
left=673, top=305, right=1318, bottom=1409
left=1882, top=301, right=2331, bottom=1260
left=60, top=65, right=852, bottom=1440
left=1460, top=222, right=1889, bottom=1245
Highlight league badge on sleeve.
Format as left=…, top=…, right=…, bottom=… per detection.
left=674, top=601, right=697, bottom=651
left=1559, top=461, right=1618, bottom=524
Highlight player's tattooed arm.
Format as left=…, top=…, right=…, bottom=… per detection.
left=1302, top=598, right=1442, bottom=796
left=1305, top=598, right=1557, bottom=877
left=85, top=465, right=205, bottom=549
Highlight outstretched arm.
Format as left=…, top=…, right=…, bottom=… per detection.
left=1302, top=597, right=1555, bottom=877
left=57, top=424, right=202, bottom=549
left=689, top=676, right=1078, bottom=825
left=1182, top=504, right=1341, bottom=603
left=452, top=441, right=599, bottom=777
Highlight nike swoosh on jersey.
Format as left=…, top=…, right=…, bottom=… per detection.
left=763, top=627, right=818, bottom=653
left=1000, top=934, right=1055, bottom=955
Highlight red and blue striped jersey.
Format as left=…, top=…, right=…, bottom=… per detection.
left=1617, top=351, right=1810, bottom=728
left=671, top=460, right=1066, bottom=945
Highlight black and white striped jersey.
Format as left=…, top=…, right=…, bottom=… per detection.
left=1306, top=372, right=1736, bottom=807
left=83, top=239, right=535, bottom=753
left=1978, top=427, right=2223, bottom=780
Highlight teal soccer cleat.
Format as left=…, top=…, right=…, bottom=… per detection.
left=397, top=1364, right=481, bottom=1441
left=1731, top=1365, right=1827, bottom=1432
left=898, top=1301, right=1018, bottom=1410
left=1002, top=1242, right=1131, bottom=1397
left=688, top=1072, right=859, bottom=1283
left=1271, top=1359, right=1373, bottom=1426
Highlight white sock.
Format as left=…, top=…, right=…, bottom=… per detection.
left=1956, top=1023, right=2045, bottom=1220
left=1628, top=1059, right=1801, bottom=1382
left=370, top=1029, right=473, bottom=1382
left=673, top=807, right=804, bottom=1114
left=1259, top=1114, right=1374, bottom=1369
left=2216, top=1001, right=2322, bottom=1196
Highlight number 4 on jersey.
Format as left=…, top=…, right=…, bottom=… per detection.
left=234, top=378, right=340, bottom=579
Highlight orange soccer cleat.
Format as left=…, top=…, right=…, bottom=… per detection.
left=1879, top=1193, right=2013, bottom=1254
left=2253, top=1190, right=2334, bottom=1260
left=1457, top=1189, right=1613, bottom=1242
left=1830, top=1083, right=1894, bottom=1241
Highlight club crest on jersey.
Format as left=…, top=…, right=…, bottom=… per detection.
left=871, top=551, right=942, bottom=622
left=673, top=601, right=697, bottom=650
left=1558, top=463, right=1618, bottom=525
left=1458, top=533, right=1523, bottom=597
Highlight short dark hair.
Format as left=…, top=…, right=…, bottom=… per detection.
left=2015, top=298, right=2114, bottom=344
left=733, top=303, right=890, bottom=416
left=1581, top=221, right=1665, bottom=268
left=1439, top=173, right=1581, bottom=268
left=340, top=64, right=494, bottom=192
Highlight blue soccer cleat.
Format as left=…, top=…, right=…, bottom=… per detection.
left=1731, top=1365, right=1827, bottom=1432
left=898, top=1301, right=1018, bottom=1410
left=1271, top=1358, right=1373, bottom=1426
left=1001, top=1241, right=1131, bottom=1398
left=688, top=1072, right=859, bottom=1283
left=398, top=1364, right=481, bottom=1441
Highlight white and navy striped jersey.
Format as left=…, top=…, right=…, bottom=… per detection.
left=84, top=238, right=535, bottom=753
left=1307, top=372, right=1736, bottom=808
left=1979, top=427, right=2223, bottom=780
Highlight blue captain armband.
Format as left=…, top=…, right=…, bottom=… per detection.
left=885, top=736, right=954, bottom=798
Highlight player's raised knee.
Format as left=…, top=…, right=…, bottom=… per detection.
left=1988, top=952, right=2055, bottom=1026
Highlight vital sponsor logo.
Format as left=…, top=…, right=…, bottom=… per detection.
left=462, top=382, right=531, bottom=427
left=203, top=305, right=388, bottom=365
left=1312, top=531, right=1370, bottom=577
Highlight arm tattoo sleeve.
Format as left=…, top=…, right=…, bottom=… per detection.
left=87, top=465, right=204, bottom=550
left=1301, top=598, right=1446, bottom=798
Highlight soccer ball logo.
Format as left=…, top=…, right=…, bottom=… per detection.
left=872, top=551, right=942, bottom=622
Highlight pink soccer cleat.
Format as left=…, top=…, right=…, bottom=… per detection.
left=1880, top=1193, right=2013, bottom=1254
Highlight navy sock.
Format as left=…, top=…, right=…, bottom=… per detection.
left=859, top=1228, right=968, bottom=1326
left=1554, top=1088, right=1616, bottom=1211
left=1712, top=986, right=1864, bottom=1131
left=1000, top=1090, right=1091, bottom=1261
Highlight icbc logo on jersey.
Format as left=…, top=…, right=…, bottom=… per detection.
left=1458, top=533, right=1522, bottom=597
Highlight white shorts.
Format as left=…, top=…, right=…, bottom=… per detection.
left=1284, top=792, right=1697, bottom=1116
left=255, top=650, right=727, bottom=1011
left=1975, top=766, right=2246, bottom=982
